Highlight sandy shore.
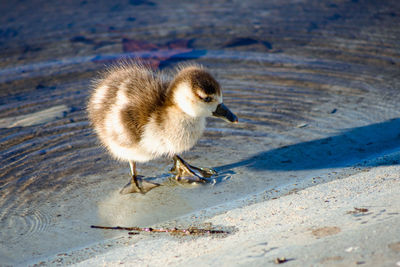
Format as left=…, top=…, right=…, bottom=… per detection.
left=27, top=150, right=400, bottom=266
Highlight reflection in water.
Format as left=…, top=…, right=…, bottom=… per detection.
left=98, top=172, right=233, bottom=227
left=1, top=0, right=400, bottom=265
left=98, top=187, right=195, bottom=227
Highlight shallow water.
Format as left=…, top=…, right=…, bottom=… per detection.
left=1, top=0, right=400, bottom=265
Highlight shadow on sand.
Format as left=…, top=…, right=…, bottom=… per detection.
left=217, top=118, right=400, bottom=172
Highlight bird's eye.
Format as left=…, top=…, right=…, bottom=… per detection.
left=203, top=96, right=212, bottom=103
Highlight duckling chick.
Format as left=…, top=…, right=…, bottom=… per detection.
left=88, top=61, right=238, bottom=194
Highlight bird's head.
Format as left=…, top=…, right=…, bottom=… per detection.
left=171, top=66, right=238, bottom=123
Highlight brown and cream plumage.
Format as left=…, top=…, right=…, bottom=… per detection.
left=88, top=61, right=237, bottom=194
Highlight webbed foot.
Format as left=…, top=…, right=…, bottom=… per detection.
left=120, top=177, right=160, bottom=194
left=171, top=155, right=218, bottom=184
left=120, top=161, right=160, bottom=194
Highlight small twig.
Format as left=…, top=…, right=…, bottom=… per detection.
left=346, top=207, right=369, bottom=214
left=91, top=225, right=228, bottom=235
left=274, top=257, right=288, bottom=264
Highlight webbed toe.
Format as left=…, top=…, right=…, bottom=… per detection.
left=120, top=179, right=160, bottom=194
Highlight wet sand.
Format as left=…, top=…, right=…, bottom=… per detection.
left=1, top=0, right=400, bottom=266
left=61, top=152, right=400, bottom=266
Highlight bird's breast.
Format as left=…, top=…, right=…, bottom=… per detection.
left=140, top=114, right=205, bottom=157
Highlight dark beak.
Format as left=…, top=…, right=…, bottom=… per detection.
left=212, top=103, right=238, bottom=123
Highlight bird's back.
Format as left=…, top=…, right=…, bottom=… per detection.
left=88, top=62, right=168, bottom=149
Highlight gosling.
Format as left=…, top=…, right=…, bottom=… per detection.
left=87, top=61, right=238, bottom=194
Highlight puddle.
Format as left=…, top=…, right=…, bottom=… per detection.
left=0, top=105, right=70, bottom=128
left=1, top=0, right=400, bottom=265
